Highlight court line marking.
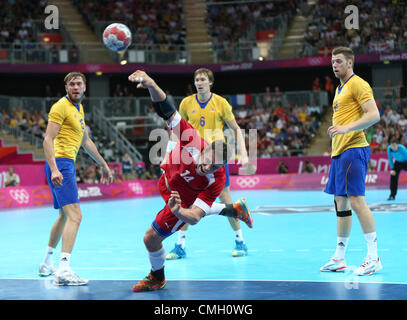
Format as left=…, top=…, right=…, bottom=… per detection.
left=4, top=248, right=400, bottom=254
left=1, top=278, right=407, bottom=285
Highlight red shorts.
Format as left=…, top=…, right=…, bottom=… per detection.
left=152, top=175, right=186, bottom=238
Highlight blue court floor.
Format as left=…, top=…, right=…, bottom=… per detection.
left=1, top=188, right=407, bottom=300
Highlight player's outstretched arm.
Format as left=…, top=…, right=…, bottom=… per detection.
left=129, top=70, right=176, bottom=121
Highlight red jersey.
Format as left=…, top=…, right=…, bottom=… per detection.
left=160, top=112, right=226, bottom=213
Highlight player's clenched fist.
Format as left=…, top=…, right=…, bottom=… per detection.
left=168, top=190, right=182, bottom=215
left=128, top=70, right=155, bottom=89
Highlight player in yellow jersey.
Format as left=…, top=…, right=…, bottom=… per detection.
left=165, top=68, right=253, bottom=259
left=320, top=47, right=382, bottom=276
left=39, top=72, right=114, bottom=286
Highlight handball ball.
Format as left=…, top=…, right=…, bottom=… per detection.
left=103, top=23, right=132, bottom=52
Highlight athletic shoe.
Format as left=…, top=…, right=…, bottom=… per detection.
left=165, top=244, right=186, bottom=260
left=132, top=273, right=166, bottom=292
left=387, top=195, right=395, bottom=200
left=38, top=263, right=57, bottom=277
left=234, top=199, right=253, bottom=229
left=54, top=269, right=88, bottom=286
left=353, top=256, right=382, bottom=276
left=232, top=240, right=248, bottom=257
left=320, top=258, right=347, bottom=272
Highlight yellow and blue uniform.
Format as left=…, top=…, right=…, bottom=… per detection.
left=179, top=93, right=235, bottom=187
left=325, top=74, right=375, bottom=196
left=44, top=96, right=86, bottom=209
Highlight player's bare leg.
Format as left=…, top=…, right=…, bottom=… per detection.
left=39, top=209, right=66, bottom=277
left=320, top=196, right=351, bottom=272
left=133, top=226, right=167, bottom=292
left=53, top=203, right=88, bottom=286
left=349, top=195, right=382, bottom=276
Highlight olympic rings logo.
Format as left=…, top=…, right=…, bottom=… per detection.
left=9, top=189, right=30, bottom=204
left=235, top=177, right=260, bottom=188
left=129, top=182, right=143, bottom=194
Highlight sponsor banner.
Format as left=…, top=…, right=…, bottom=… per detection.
left=229, top=171, right=407, bottom=191
left=0, top=162, right=124, bottom=188
left=2, top=171, right=405, bottom=210
left=0, top=180, right=160, bottom=210
left=1, top=52, right=405, bottom=74
left=229, top=153, right=390, bottom=175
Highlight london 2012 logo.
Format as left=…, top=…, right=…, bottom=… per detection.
left=9, top=189, right=30, bottom=204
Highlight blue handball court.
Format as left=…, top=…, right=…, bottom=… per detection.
left=1, top=188, right=407, bottom=301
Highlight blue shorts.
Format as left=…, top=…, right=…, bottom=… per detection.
left=224, top=162, right=230, bottom=188
left=324, top=146, right=370, bottom=197
left=45, top=158, right=79, bottom=209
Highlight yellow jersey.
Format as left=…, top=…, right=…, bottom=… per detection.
left=179, top=93, right=235, bottom=142
left=48, top=96, right=86, bottom=161
left=331, top=74, right=374, bottom=157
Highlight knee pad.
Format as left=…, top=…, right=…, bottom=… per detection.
left=334, top=200, right=352, bottom=217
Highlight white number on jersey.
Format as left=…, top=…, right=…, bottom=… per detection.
left=180, top=170, right=195, bottom=183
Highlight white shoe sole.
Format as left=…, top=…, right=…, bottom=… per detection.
left=54, top=280, right=88, bottom=286
left=354, top=262, right=383, bottom=276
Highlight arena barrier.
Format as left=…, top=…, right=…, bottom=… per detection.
left=0, top=155, right=392, bottom=188
left=229, top=153, right=390, bottom=175
left=1, top=171, right=406, bottom=210
left=0, top=162, right=127, bottom=188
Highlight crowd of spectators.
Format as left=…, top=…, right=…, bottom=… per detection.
left=0, top=0, right=47, bottom=45
left=0, top=107, right=47, bottom=139
left=235, top=99, right=324, bottom=159
left=366, top=94, right=407, bottom=154
left=0, top=0, right=81, bottom=63
left=302, top=0, right=407, bottom=57
left=2, top=81, right=407, bottom=181
left=206, top=0, right=304, bottom=60
left=73, top=0, right=186, bottom=51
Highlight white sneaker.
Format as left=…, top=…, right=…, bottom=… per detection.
left=320, top=258, right=347, bottom=272
left=54, top=269, right=88, bottom=286
left=38, top=263, right=57, bottom=277
left=353, top=256, right=382, bottom=276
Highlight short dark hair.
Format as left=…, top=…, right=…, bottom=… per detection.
left=208, top=139, right=231, bottom=165
left=64, top=72, right=86, bottom=85
left=390, top=138, right=399, bottom=144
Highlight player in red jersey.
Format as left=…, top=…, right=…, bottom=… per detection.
left=128, top=70, right=253, bottom=292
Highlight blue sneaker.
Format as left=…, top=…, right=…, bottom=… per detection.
left=166, top=243, right=186, bottom=260
left=232, top=240, right=248, bottom=257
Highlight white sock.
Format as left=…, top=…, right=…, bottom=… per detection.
left=235, top=229, right=244, bottom=243
left=364, top=232, right=378, bottom=259
left=333, top=237, right=349, bottom=260
left=58, top=252, right=71, bottom=271
left=205, top=202, right=226, bottom=216
left=43, top=246, right=55, bottom=265
left=149, top=247, right=166, bottom=271
left=177, top=230, right=187, bottom=249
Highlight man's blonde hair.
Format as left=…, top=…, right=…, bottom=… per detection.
left=194, top=68, right=214, bottom=87
left=332, top=46, right=355, bottom=64
left=64, top=72, right=86, bottom=85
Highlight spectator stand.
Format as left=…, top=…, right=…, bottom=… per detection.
left=301, top=0, right=407, bottom=58
left=206, top=0, right=304, bottom=62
